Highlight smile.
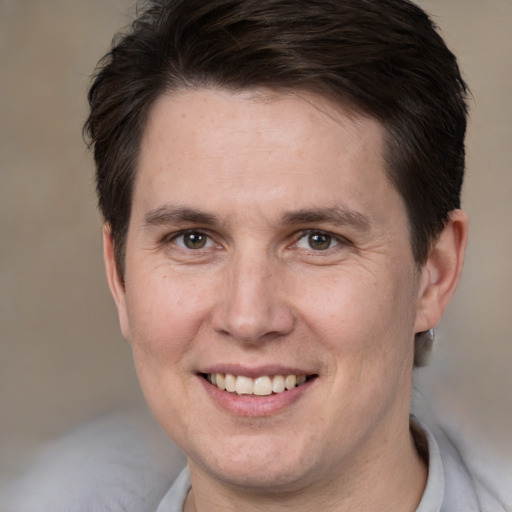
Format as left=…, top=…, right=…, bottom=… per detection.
left=204, top=373, right=309, bottom=396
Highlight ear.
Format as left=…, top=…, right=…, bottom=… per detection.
left=414, top=209, right=468, bottom=333
left=103, top=224, right=131, bottom=339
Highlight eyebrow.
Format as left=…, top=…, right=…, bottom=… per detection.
left=142, top=204, right=372, bottom=232
left=143, top=205, right=219, bottom=228
left=280, top=206, right=372, bottom=231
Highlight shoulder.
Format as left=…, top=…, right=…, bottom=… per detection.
left=422, top=420, right=512, bottom=512
left=1, top=409, right=186, bottom=512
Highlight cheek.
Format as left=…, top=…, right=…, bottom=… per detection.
left=296, top=267, right=417, bottom=362
left=123, top=269, right=214, bottom=360
left=122, top=270, right=215, bottom=430
left=298, top=269, right=418, bottom=434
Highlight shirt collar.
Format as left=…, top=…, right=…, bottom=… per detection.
left=412, top=418, right=445, bottom=512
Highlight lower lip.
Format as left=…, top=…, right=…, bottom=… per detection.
left=199, top=376, right=316, bottom=417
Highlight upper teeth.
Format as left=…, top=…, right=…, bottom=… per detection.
left=207, top=373, right=307, bottom=396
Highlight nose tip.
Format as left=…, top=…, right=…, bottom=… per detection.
left=214, top=304, right=295, bottom=344
left=211, top=258, right=295, bottom=344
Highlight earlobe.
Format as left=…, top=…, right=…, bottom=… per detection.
left=414, top=209, right=468, bottom=333
left=102, top=224, right=131, bottom=339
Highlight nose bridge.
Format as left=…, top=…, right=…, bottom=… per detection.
left=213, top=245, right=294, bottom=343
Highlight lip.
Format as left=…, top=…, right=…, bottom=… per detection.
left=197, top=366, right=317, bottom=417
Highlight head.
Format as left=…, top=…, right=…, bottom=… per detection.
left=85, top=0, right=468, bottom=502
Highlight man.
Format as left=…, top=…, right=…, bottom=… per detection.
left=81, top=0, right=503, bottom=510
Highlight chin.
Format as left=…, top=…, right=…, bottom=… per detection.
left=185, top=431, right=327, bottom=493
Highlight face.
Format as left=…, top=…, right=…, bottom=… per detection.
left=107, top=88, right=430, bottom=493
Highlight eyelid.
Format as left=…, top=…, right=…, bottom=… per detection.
left=166, top=228, right=216, bottom=249
left=293, top=229, right=352, bottom=250
left=160, top=227, right=351, bottom=252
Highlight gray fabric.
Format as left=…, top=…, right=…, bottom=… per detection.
left=415, top=423, right=445, bottom=512
left=156, top=468, right=190, bottom=512
left=431, top=424, right=510, bottom=512
left=1, top=409, right=186, bottom=512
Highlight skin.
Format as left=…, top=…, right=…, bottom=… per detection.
left=104, top=87, right=467, bottom=511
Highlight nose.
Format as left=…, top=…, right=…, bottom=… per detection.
left=211, top=251, right=295, bottom=344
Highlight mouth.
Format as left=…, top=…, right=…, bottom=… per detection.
left=201, top=373, right=315, bottom=396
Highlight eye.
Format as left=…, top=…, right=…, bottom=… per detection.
left=296, top=231, right=340, bottom=251
left=173, top=230, right=214, bottom=250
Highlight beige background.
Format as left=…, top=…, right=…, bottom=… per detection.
left=1, top=0, right=511, bottom=483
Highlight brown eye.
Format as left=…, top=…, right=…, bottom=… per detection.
left=175, top=231, right=212, bottom=249
left=296, top=231, right=340, bottom=251
left=308, top=233, right=332, bottom=250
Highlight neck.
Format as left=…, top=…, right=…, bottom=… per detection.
left=184, top=423, right=427, bottom=512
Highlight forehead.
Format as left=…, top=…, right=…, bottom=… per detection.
left=134, top=87, right=405, bottom=232
left=142, top=87, right=380, bottom=158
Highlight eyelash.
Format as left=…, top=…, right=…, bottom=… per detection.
left=167, top=229, right=217, bottom=250
left=294, top=229, right=351, bottom=252
left=164, top=228, right=351, bottom=253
